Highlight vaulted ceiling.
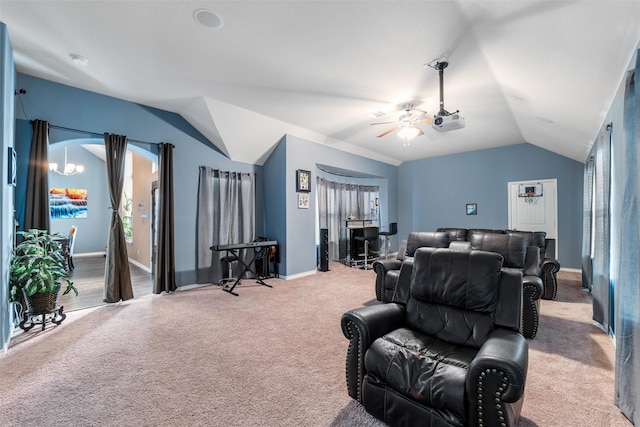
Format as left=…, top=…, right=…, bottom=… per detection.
left=1, top=1, right=639, bottom=166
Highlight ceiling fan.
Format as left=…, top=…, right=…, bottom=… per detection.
left=370, top=103, right=432, bottom=140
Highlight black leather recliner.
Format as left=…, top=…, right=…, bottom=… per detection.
left=372, top=231, right=449, bottom=302
left=438, top=227, right=561, bottom=301
left=468, top=231, right=543, bottom=339
left=508, top=230, right=561, bottom=300
left=342, top=247, right=528, bottom=427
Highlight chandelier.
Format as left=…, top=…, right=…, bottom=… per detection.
left=49, top=147, right=84, bottom=176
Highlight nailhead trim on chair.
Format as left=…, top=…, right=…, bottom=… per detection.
left=523, top=282, right=539, bottom=338
left=477, top=368, right=509, bottom=427
left=344, top=320, right=364, bottom=402
left=542, top=262, right=560, bottom=300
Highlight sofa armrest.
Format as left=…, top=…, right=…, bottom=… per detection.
left=467, top=328, right=528, bottom=426
left=541, top=258, right=561, bottom=300
left=341, top=303, right=405, bottom=401
left=372, top=259, right=403, bottom=301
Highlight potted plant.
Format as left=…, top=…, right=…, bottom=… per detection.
left=10, top=229, right=78, bottom=328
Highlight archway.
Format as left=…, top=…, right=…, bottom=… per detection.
left=48, top=138, right=158, bottom=311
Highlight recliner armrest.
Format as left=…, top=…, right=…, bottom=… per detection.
left=341, top=304, right=406, bottom=401
left=341, top=303, right=405, bottom=345
left=391, top=259, right=414, bottom=305
left=372, top=259, right=403, bottom=301
left=523, top=246, right=541, bottom=277
left=541, top=258, right=561, bottom=300
left=468, top=328, right=528, bottom=403
left=523, top=275, right=543, bottom=301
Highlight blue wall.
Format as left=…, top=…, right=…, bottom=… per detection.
left=399, top=143, right=584, bottom=268
left=274, top=134, right=399, bottom=276
left=0, top=23, right=15, bottom=351
left=14, top=73, right=263, bottom=286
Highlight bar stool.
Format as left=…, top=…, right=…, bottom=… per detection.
left=355, top=226, right=380, bottom=269
left=378, top=222, right=397, bottom=259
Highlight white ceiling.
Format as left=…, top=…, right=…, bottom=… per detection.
left=1, top=1, right=639, bottom=166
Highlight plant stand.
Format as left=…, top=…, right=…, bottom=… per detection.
left=19, top=285, right=66, bottom=331
left=19, top=306, right=66, bottom=331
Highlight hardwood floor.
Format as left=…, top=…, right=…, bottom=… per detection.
left=58, top=255, right=154, bottom=312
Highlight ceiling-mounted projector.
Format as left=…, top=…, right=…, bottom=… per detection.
left=427, top=57, right=466, bottom=132
left=432, top=112, right=465, bottom=132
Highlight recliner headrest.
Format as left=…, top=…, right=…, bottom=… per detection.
left=410, top=247, right=503, bottom=313
left=470, top=232, right=529, bottom=269
left=405, top=232, right=450, bottom=257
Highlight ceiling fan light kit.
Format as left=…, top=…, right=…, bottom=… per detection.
left=397, top=125, right=421, bottom=140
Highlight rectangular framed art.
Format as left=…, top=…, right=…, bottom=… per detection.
left=466, top=203, right=477, bottom=215
left=298, top=193, right=309, bottom=209
left=296, top=169, right=311, bottom=192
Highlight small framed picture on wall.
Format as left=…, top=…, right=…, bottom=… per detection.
left=296, top=169, right=311, bottom=192
left=298, top=193, right=309, bottom=209
left=466, top=203, right=477, bottom=215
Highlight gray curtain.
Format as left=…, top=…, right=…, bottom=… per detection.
left=615, top=52, right=640, bottom=424
left=103, top=133, right=133, bottom=303
left=581, top=155, right=594, bottom=290
left=317, top=177, right=379, bottom=261
left=23, top=119, right=50, bottom=232
left=196, top=167, right=255, bottom=284
left=153, top=143, right=176, bottom=294
left=589, top=124, right=612, bottom=329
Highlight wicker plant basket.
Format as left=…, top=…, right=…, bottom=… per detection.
left=23, top=284, right=61, bottom=315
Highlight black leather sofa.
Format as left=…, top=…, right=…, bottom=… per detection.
left=342, top=247, right=528, bottom=426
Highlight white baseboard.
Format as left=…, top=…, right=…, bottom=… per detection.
left=75, top=252, right=105, bottom=258
left=177, top=283, right=213, bottom=292
left=75, top=252, right=152, bottom=273
left=281, top=270, right=317, bottom=280
left=561, top=267, right=581, bottom=273
left=128, top=258, right=152, bottom=273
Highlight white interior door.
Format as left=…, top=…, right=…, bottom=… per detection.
left=508, top=179, right=558, bottom=258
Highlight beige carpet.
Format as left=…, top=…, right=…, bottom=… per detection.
left=0, top=264, right=630, bottom=426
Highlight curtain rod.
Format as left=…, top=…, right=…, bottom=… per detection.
left=40, top=122, right=161, bottom=146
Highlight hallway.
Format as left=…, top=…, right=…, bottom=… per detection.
left=58, top=255, right=154, bottom=312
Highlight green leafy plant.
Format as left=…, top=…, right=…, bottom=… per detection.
left=10, top=229, right=78, bottom=302
left=122, top=192, right=133, bottom=242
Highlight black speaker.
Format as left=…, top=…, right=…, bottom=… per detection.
left=319, top=228, right=329, bottom=272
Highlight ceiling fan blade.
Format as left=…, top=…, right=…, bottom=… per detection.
left=377, top=127, right=397, bottom=138
left=415, top=127, right=425, bottom=137
left=370, top=121, right=398, bottom=126
left=419, top=117, right=432, bottom=124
